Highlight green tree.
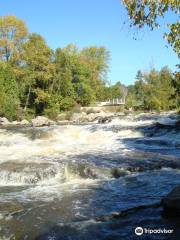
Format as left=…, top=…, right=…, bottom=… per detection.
left=81, top=46, right=110, bottom=99
left=126, top=67, right=176, bottom=111
left=54, top=45, right=110, bottom=107
left=21, top=33, right=55, bottom=115
left=54, top=46, right=76, bottom=98
left=172, top=65, right=180, bottom=108
left=0, top=66, right=20, bottom=120
left=110, top=82, right=122, bottom=99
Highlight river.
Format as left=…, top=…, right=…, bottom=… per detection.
left=0, top=112, right=180, bottom=239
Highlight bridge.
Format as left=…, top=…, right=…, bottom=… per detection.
left=97, top=98, right=126, bottom=107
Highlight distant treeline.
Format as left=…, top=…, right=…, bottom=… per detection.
left=126, top=67, right=179, bottom=111
left=0, top=16, right=179, bottom=121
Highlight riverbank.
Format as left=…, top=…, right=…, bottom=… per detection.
left=0, top=108, right=179, bottom=128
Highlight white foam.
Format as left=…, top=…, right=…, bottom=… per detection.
left=0, top=125, right=124, bottom=165
left=109, top=117, right=154, bottom=127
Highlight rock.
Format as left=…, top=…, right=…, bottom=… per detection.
left=162, top=185, right=180, bottom=217
left=58, top=112, right=68, bottom=121
left=0, top=202, right=24, bottom=218
left=31, top=116, right=54, bottom=127
left=0, top=117, right=10, bottom=125
left=71, top=110, right=114, bottom=123
left=11, top=121, right=19, bottom=125
left=20, top=119, right=29, bottom=125
left=71, top=112, right=88, bottom=123
left=111, top=168, right=129, bottom=178
left=98, top=116, right=112, bottom=124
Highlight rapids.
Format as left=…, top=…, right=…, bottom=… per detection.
left=0, top=112, right=180, bottom=239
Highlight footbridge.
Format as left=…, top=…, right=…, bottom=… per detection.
left=97, top=98, right=126, bottom=107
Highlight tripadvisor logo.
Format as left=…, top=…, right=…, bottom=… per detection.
left=135, top=227, right=143, bottom=236
left=135, top=227, right=174, bottom=236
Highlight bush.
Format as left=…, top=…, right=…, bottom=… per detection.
left=59, top=97, right=75, bottom=111
left=23, top=108, right=35, bottom=121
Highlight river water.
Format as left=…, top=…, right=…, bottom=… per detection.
left=0, top=112, right=180, bottom=240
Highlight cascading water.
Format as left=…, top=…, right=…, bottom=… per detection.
left=0, top=112, right=180, bottom=239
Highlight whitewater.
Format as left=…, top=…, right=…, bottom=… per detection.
left=0, top=112, right=180, bottom=239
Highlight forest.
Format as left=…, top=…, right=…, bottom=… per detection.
left=0, top=15, right=179, bottom=121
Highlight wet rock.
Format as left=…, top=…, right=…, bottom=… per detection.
left=127, top=166, right=145, bottom=172
left=175, top=119, right=180, bottom=128
left=31, top=116, right=54, bottom=127
left=0, top=117, right=10, bottom=125
left=162, top=185, right=180, bottom=217
left=0, top=202, right=24, bottom=219
left=98, top=116, right=112, bottom=124
left=111, top=168, right=129, bottom=178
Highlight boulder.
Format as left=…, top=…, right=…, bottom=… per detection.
left=81, top=107, right=102, bottom=114
left=71, top=112, right=88, bottom=123
left=20, top=119, right=29, bottom=125
left=0, top=117, right=10, bottom=125
left=71, top=110, right=114, bottom=123
left=162, top=185, right=180, bottom=217
left=98, top=116, right=112, bottom=124
left=11, top=121, right=19, bottom=125
left=31, top=116, right=54, bottom=127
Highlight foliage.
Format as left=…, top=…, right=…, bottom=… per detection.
left=0, top=15, right=178, bottom=120
left=126, top=66, right=176, bottom=111
left=0, top=66, right=20, bottom=120
left=0, top=15, right=28, bottom=62
left=122, top=0, right=180, bottom=57
left=21, top=33, right=55, bottom=115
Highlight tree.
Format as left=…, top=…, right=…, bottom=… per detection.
left=126, top=67, right=176, bottom=111
left=54, top=46, right=76, bottom=98
left=21, top=33, right=55, bottom=115
left=172, top=64, right=180, bottom=108
left=122, top=1, right=180, bottom=57
left=54, top=45, right=110, bottom=107
left=81, top=46, right=110, bottom=99
left=110, top=82, right=123, bottom=99
left=158, top=66, right=175, bottom=109
left=0, top=15, right=28, bottom=62
left=0, top=66, right=20, bottom=120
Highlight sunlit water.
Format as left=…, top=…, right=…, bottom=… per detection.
left=0, top=112, right=180, bottom=239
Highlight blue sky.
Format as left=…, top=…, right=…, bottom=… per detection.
left=0, top=0, right=178, bottom=85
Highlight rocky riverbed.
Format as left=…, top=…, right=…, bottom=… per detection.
left=0, top=111, right=180, bottom=239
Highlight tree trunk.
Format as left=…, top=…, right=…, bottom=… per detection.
left=24, top=85, right=31, bottom=112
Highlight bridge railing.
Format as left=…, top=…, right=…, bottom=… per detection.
left=96, top=98, right=125, bottom=106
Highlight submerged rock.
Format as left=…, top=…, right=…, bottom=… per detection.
left=31, top=116, right=54, bottom=127
left=0, top=202, right=24, bottom=219
left=162, top=185, right=180, bottom=217
left=111, top=168, right=130, bottom=178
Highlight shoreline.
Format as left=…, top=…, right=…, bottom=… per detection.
left=0, top=111, right=180, bottom=130
left=0, top=110, right=179, bottom=129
